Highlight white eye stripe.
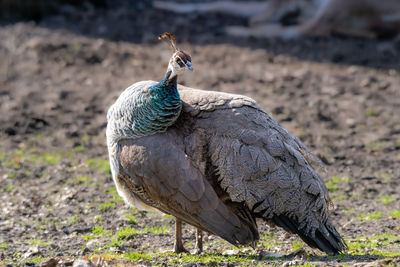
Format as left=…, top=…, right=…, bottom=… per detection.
left=176, top=56, right=184, bottom=63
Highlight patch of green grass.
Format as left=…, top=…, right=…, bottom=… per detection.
left=326, top=175, right=349, bottom=192
left=27, top=152, right=64, bottom=165
left=0, top=151, right=6, bottom=162
left=92, top=226, right=110, bottom=237
left=7, top=172, right=17, bottom=179
left=86, top=254, right=117, bottom=262
left=81, top=135, right=90, bottom=142
left=74, top=145, right=85, bottom=152
left=164, top=252, right=256, bottom=265
left=23, top=170, right=33, bottom=177
left=379, top=172, right=391, bottom=182
left=108, top=188, right=123, bottom=203
left=124, top=251, right=152, bottom=262
left=357, top=211, right=382, bottom=221
left=83, top=226, right=112, bottom=241
left=75, top=176, right=89, bottom=183
left=347, top=232, right=400, bottom=256
left=0, top=243, right=8, bottom=249
left=12, top=252, right=21, bottom=258
left=25, top=256, right=47, bottom=265
left=28, top=239, right=52, bottom=246
left=1, top=157, right=21, bottom=169
left=124, top=214, right=137, bottom=225
left=163, top=214, right=174, bottom=219
left=397, top=154, right=400, bottom=161
left=184, top=240, right=193, bottom=248
left=83, top=234, right=95, bottom=241
left=98, top=202, right=116, bottom=211
left=332, top=194, right=348, bottom=201
left=86, top=158, right=111, bottom=174
left=260, top=232, right=282, bottom=250
left=94, top=215, right=103, bottom=223
left=114, top=225, right=168, bottom=242
left=108, top=238, right=121, bottom=248
left=129, top=207, right=138, bottom=213
left=291, top=240, right=304, bottom=251
left=367, top=141, right=390, bottom=152
left=68, top=214, right=79, bottom=223
left=379, top=195, right=395, bottom=205
left=40, top=171, right=50, bottom=179
left=97, top=190, right=123, bottom=211
left=144, top=225, right=168, bottom=234
left=389, top=210, right=400, bottom=219
left=3, top=185, right=13, bottom=192
left=366, top=108, right=378, bottom=117
left=116, top=227, right=140, bottom=240
left=342, top=208, right=355, bottom=214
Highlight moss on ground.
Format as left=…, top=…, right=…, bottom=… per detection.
left=388, top=210, right=400, bottom=219
left=326, top=175, right=349, bottom=192
left=379, top=195, right=395, bottom=205
left=124, top=214, right=138, bottom=225
left=357, top=211, right=382, bottom=221
left=346, top=232, right=400, bottom=256
left=85, top=158, right=111, bottom=174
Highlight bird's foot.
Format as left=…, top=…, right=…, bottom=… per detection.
left=173, top=244, right=190, bottom=254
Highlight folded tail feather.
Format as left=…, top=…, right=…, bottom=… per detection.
left=271, top=214, right=347, bottom=255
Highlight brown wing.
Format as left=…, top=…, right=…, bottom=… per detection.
left=177, top=87, right=346, bottom=254
left=117, top=130, right=258, bottom=246
left=176, top=87, right=329, bottom=224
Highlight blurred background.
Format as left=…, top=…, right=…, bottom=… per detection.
left=0, top=0, right=399, bottom=265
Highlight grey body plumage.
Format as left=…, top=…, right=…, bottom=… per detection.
left=106, top=46, right=346, bottom=255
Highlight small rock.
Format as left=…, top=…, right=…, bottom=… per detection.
left=85, top=239, right=98, bottom=251
left=4, top=127, right=16, bottom=136
left=73, top=259, right=94, bottom=267
left=285, top=248, right=308, bottom=261
left=23, top=246, right=40, bottom=258
left=39, top=258, right=58, bottom=267
left=258, top=250, right=283, bottom=259
left=223, top=249, right=239, bottom=256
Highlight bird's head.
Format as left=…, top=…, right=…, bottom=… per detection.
left=168, top=50, right=193, bottom=78
left=159, top=32, right=193, bottom=79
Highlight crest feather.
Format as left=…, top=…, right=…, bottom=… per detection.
left=158, top=32, right=178, bottom=51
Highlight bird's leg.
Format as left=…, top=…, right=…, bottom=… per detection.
left=174, top=218, right=189, bottom=253
left=195, top=228, right=203, bottom=254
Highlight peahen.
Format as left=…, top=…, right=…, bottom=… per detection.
left=106, top=33, right=347, bottom=255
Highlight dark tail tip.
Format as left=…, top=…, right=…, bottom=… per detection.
left=271, top=214, right=347, bottom=255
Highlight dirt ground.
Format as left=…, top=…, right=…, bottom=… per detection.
left=1, top=1, right=400, bottom=266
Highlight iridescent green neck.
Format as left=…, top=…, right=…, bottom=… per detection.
left=107, top=68, right=183, bottom=151
left=149, top=70, right=178, bottom=97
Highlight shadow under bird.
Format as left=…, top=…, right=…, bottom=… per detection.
left=106, top=32, right=347, bottom=255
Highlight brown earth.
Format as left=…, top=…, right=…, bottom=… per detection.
left=0, top=1, right=400, bottom=266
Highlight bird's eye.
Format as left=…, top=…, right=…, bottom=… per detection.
left=176, top=58, right=185, bottom=67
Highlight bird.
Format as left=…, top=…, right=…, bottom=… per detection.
left=106, top=32, right=347, bottom=255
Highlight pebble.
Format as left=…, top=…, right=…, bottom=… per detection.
left=39, top=258, right=58, bottom=267
left=22, top=246, right=40, bottom=259
left=73, top=259, right=94, bottom=267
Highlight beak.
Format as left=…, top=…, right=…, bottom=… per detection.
left=185, top=61, right=194, bottom=71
